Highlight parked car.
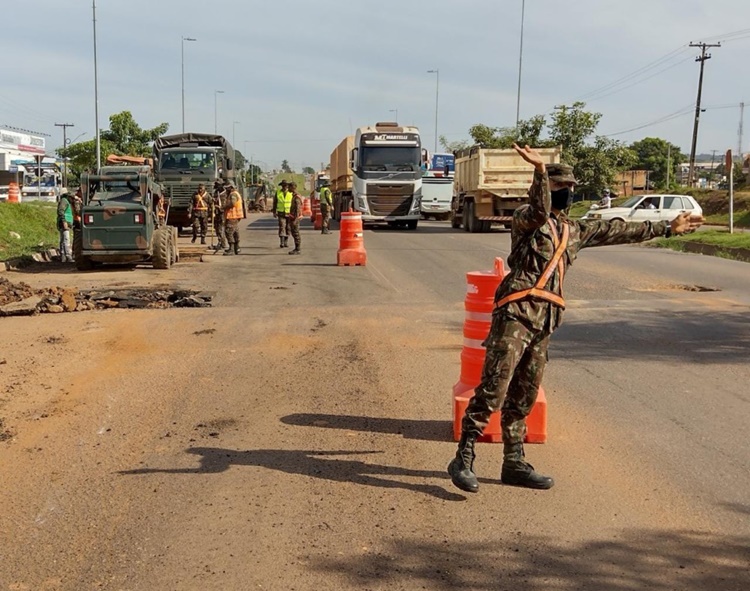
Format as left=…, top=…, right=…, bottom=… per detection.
left=582, top=194, right=702, bottom=223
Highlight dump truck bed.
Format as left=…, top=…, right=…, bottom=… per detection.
left=330, top=136, right=353, bottom=194
left=454, top=146, right=562, bottom=199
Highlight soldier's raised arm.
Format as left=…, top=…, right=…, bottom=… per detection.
left=512, top=144, right=550, bottom=231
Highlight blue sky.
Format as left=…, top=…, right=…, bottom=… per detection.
left=2, top=0, right=749, bottom=170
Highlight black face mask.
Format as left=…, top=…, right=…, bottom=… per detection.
left=551, top=187, right=573, bottom=211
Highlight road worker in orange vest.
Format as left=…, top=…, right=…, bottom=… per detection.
left=223, top=182, right=244, bottom=256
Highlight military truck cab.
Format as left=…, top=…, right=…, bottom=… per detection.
left=76, top=166, right=177, bottom=270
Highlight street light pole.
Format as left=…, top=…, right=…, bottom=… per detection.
left=515, top=0, right=525, bottom=126
left=92, top=0, right=101, bottom=171
left=214, top=90, right=224, bottom=134
left=55, top=123, right=74, bottom=187
left=427, top=69, right=439, bottom=153
left=181, top=36, right=197, bottom=133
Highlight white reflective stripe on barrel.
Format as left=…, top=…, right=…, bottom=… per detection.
left=463, top=338, right=486, bottom=350
left=465, top=311, right=492, bottom=323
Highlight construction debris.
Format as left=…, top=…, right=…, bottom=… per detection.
left=0, top=278, right=212, bottom=317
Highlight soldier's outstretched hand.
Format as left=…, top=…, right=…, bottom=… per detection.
left=513, top=144, right=546, bottom=173
left=670, top=212, right=704, bottom=235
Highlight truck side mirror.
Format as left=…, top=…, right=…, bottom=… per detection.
left=350, top=148, right=358, bottom=171
left=226, top=158, right=234, bottom=171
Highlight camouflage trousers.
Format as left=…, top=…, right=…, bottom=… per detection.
left=461, top=312, right=550, bottom=445
left=213, top=213, right=225, bottom=247
left=224, top=219, right=240, bottom=250
left=320, top=203, right=331, bottom=232
left=191, top=212, right=208, bottom=238
left=277, top=213, right=290, bottom=237
left=289, top=218, right=301, bottom=250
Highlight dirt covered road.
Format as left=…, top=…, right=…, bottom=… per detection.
left=1, top=215, right=749, bottom=590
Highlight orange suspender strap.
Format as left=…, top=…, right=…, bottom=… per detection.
left=495, top=220, right=570, bottom=310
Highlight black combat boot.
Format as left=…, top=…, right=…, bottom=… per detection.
left=201, top=237, right=206, bottom=245
left=279, top=237, right=285, bottom=248
left=288, top=248, right=301, bottom=255
left=191, top=235, right=197, bottom=244
left=447, top=432, right=479, bottom=493
left=224, top=246, right=234, bottom=256
left=283, top=236, right=289, bottom=248
left=234, top=245, right=241, bottom=255
left=500, top=443, right=554, bottom=490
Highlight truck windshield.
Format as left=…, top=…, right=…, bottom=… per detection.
left=160, top=151, right=216, bottom=173
left=91, top=180, right=142, bottom=202
left=360, top=146, right=420, bottom=171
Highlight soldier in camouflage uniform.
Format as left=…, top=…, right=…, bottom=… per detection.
left=448, top=144, right=703, bottom=493
left=319, top=181, right=333, bottom=234
left=287, top=182, right=304, bottom=255
left=212, top=180, right=226, bottom=251
left=189, top=184, right=210, bottom=244
left=222, top=182, right=244, bottom=256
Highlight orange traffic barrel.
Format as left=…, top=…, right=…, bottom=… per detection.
left=302, top=198, right=312, bottom=217
left=314, top=211, right=323, bottom=231
left=337, top=210, right=367, bottom=266
left=311, top=198, right=320, bottom=223
left=452, top=257, right=548, bottom=444
left=7, top=181, right=20, bottom=203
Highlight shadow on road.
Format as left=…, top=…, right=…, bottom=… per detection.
left=120, top=447, right=465, bottom=501
left=280, top=413, right=450, bottom=442
left=309, top=530, right=750, bottom=590
left=554, top=309, right=750, bottom=364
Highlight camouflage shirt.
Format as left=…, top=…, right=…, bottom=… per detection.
left=494, top=170, right=669, bottom=333
left=289, top=193, right=304, bottom=218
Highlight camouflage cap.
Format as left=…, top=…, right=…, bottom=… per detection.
left=547, top=163, right=577, bottom=184
left=279, top=180, right=288, bottom=186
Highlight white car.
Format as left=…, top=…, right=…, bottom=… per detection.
left=582, top=194, right=702, bottom=223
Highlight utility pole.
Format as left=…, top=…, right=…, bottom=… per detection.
left=738, top=102, right=745, bottom=160
left=427, top=69, right=439, bottom=153
left=92, top=0, right=101, bottom=171
left=709, top=149, right=717, bottom=188
left=181, top=36, right=197, bottom=133
left=515, top=0, right=525, bottom=127
left=687, top=41, right=720, bottom=187
left=55, top=123, right=74, bottom=187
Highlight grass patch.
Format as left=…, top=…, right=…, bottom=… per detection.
left=662, top=229, right=750, bottom=249
left=0, top=202, right=58, bottom=261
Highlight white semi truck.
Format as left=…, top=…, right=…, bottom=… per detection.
left=330, top=122, right=423, bottom=229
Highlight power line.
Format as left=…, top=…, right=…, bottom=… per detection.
left=602, top=104, right=694, bottom=137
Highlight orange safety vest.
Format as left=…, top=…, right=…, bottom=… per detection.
left=225, top=191, right=244, bottom=220
left=495, top=219, right=569, bottom=310
left=193, top=191, right=209, bottom=211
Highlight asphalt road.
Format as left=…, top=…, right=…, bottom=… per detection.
left=1, top=215, right=748, bottom=590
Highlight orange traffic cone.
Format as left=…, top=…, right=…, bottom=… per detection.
left=302, top=198, right=312, bottom=218
left=337, top=210, right=367, bottom=266
left=311, top=199, right=320, bottom=223
left=452, top=257, right=548, bottom=444
left=7, top=181, right=20, bottom=203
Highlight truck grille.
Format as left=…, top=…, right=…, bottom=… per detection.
left=167, top=184, right=199, bottom=207
left=367, top=183, right=414, bottom=216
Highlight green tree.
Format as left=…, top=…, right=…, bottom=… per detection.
left=244, top=164, right=264, bottom=185
left=628, top=137, right=685, bottom=190
left=302, top=166, right=315, bottom=175
left=467, top=115, right=548, bottom=149
left=234, top=150, right=247, bottom=170
left=281, top=160, right=292, bottom=173
left=547, top=102, right=634, bottom=197
left=56, top=111, right=168, bottom=179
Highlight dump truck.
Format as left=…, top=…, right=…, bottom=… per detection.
left=330, top=123, right=423, bottom=229
left=76, top=160, right=177, bottom=270
left=152, top=133, right=240, bottom=229
left=451, top=146, right=561, bottom=232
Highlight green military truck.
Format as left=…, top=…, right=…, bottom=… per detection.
left=75, top=165, right=178, bottom=270
left=152, top=133, right=242, bottom=230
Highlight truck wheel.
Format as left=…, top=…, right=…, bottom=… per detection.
left=480, top=220, right=492, bottom=232
left=467, top=202, right=479, bottom=233
left=152, top=227, right=172, bottom=269
left=450, top=210, right=461, bottom=228
left=462, top=206, right=470, bottom=232
left=406, top=220, right=418, bottom=230
left=73, top=232, right=94, bottom=270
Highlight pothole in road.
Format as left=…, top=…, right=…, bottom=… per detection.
left=0, top=278, right=213, bottom=317
left=669, top=284, right=722, bottom=292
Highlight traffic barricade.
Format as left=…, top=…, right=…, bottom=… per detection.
left=452, top=257, right=548, bottom=443
left=302, top=198, right=312, bottom=218
left=311, top=198, right=320, bottom=223
left=337, top=210, right=367, bottom=266
left=8, top=182, right=20, bottom=203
